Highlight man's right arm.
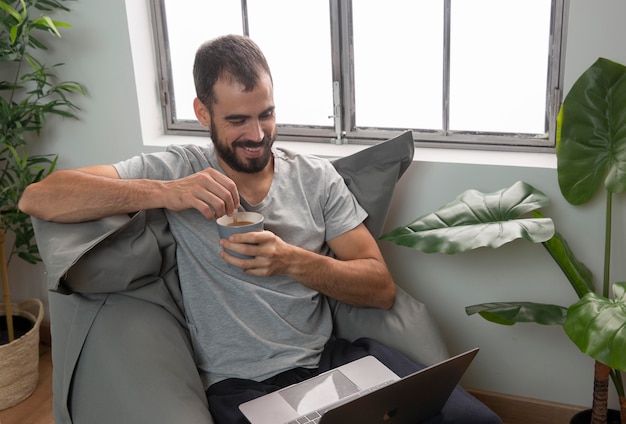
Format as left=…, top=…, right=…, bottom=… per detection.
left=19, top=165, right=240, bottom=223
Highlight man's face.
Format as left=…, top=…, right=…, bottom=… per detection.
left=208, top=73, right=276, bottom=174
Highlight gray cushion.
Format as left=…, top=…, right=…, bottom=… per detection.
left=36, top=213, right=131, bottom=293
left=330, top=286, right=449, bottom=366
left=35, top=210, right=212, bottom=424
left=329, top=130, right=448, bottom=365
left=332, top=130, right=414, bottom=238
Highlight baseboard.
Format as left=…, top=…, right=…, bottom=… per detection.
left=468, top=388, right=586, bottom=424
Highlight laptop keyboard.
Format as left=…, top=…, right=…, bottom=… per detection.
left=287, top=411, right=323, bottom=423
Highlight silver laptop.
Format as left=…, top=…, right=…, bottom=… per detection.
left=239, top=348, right=479, bottom=424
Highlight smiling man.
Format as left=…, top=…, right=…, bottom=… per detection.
left=19, top=35, right=501, bottom=424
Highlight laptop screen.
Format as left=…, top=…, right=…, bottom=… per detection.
left=278, top=369, right=360, bottom=414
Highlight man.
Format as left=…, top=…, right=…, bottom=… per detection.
left=20, top=35, right=500, bottom=424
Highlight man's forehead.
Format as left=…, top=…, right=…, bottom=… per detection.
left=209, top=79, right=273, bottom=122
left=213, top=73, right=273, bottom=105
left=215, top=70, right=272, bottom=92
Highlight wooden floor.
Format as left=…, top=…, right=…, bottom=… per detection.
left=469, top=388, right=584, bottom=424
left=0, top=345, right=585, bottom=424
left=0, top=345, right=54, bottom=424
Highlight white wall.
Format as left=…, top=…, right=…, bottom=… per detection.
left=7, top=0, right=626, bottom=411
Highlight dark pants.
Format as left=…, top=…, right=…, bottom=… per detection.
left=207, top=338, right=502, bottom=424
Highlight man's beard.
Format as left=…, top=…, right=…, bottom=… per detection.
left=210, top=122, right=274, bottom=173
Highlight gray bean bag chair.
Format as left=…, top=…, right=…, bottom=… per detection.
left=33, top=131, right=450, bottom=424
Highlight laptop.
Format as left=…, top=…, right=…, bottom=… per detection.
left=239, top=348, right=479, bottom=424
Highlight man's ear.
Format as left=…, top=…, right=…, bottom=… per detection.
left=193, top=98, right=211, bottom=127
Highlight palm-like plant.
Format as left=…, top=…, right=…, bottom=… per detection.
left=381, top=58, right=626, bottom=424
left=1, top=0, right=84, bottom=342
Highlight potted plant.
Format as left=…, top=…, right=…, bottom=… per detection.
left=0, top=0, right=84, bottom=409
left=381, top=57, right=626, bottom=424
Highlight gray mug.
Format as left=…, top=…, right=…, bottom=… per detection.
left=216, top=211, right=264, bottom=259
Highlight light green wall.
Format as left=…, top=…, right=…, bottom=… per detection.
left=8, top=0, right=626, bottom=411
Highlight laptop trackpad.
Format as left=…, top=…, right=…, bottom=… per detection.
left=279, top=369, right=359, bottom=414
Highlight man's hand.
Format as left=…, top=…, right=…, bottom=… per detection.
left=162, top=168, right=240, bottom=220
left=219, top=230, right=293, bottom=276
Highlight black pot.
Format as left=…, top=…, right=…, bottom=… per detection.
left=570, top=409, right=621, bottom=424
left=0, top=315, right=33, bottom=345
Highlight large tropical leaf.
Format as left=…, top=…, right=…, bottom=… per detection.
left=564, top=282, right=626, bottom=371
left=466, top=302, right=568, bottom=326
left=380, top=181, right=555, bottom=254
left=556, top=58, right=626, bottom=205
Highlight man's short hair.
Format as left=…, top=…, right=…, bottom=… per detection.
left=193, top=34, right=273, bottom=108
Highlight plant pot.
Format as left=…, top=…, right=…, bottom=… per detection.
left=570, top=408, right=622, bottom=424
left=0, top=298, right=44, bottom=410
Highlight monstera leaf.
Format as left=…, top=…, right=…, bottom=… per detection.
left=557, top=58, right=626, bottom=205
left=564, top=282, right=626, bottom=372
left=380, top=181, right=555, bottom=254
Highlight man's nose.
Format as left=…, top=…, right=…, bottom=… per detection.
left=244, top=119, right=264, bottom=142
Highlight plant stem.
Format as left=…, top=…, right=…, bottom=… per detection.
left=8, top=27, right=26, bottom=107
left=0, top=227, right=15, bottom=342
left=592, top=361, right=610, bottom=424
left=604, top=191, right=612, bottom=298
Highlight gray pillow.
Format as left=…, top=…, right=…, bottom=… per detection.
left=332, top=130, right=414, bottom=238
left=329, top=131, right=449, bottom=365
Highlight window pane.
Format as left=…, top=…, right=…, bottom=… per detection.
left=247, top=1, right=333, bottom=127
left=450, top=0, right=551, bottom=134
left=353, top=0, right=443, bottom=130
left=164, top=0, right=243, bottom=121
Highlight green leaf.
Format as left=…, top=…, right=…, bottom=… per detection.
left=466, top=302, right=568, bottom=326
left=9, top=24, right=18, bottom=44
left=33, top=0, right=71, bottom=13
left=380, top=181, right=555, bottom=254
left=564, top=282, right=626, bottom=371
left=0, top=1, right=22, bottom=22
left=32, top=16, right=62, bottom=38
left=51, top=19, right=71, bottom=29
left=556, top=58, right=626, bottom=205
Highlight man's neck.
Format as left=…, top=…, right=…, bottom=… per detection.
left=218, top=156, right=274, bottom=206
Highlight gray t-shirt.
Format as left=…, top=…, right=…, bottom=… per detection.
left=114, top=143, right=367, bottom=388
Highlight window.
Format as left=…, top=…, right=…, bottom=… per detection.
left=150, top=0, right=567, bottom=150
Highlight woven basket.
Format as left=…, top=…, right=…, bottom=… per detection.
left=0, top=298, right=44, bottom=410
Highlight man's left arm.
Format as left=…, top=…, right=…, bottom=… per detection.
left=306, top=222, right=396, bottom=310
left=220, top=223, right=396, bottom=310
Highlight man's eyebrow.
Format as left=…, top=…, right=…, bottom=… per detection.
left=224, top=107, right=274, bottom=121
left=224, top=113, right=250, bottom=121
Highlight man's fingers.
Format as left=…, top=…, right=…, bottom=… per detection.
left=163, top=169, right=240, bottom=218
left=208, top=170, right=240, bottom=212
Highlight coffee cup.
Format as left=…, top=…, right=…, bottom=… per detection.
left=216, top=211, right=264, bottom=259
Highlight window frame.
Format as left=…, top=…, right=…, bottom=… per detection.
left=149, top=0, right=569, bottom=151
